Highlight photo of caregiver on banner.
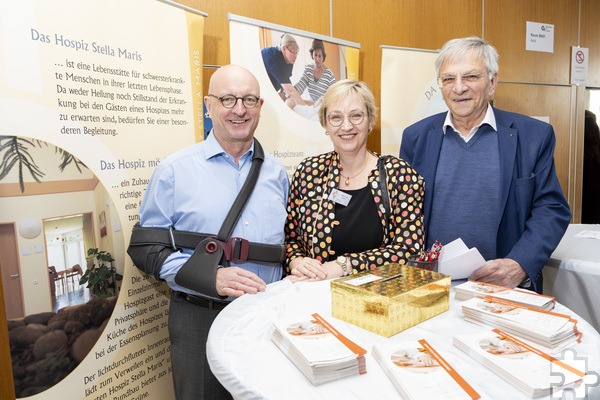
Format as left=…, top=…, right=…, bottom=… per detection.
left=228, top=14, right=361, bottom=174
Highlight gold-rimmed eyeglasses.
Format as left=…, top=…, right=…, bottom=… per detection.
left=327, top=112, right=367, bottom=127
left=207, top=94, right=260, bottom=109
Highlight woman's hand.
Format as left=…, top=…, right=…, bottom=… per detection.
left=289, top=257, right=327, bottom=280
left=287, top=258, right=348, bottom=281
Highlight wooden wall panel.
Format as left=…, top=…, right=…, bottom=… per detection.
left=495, top=84, right=573, bottom=195
left=581, top=0, right=600, bottom=88
left=186, top=0, right=331, bottom=66
left=485, top=0, right=583, bottom=220
left=332, top=0, right=482, bottom=151
left=495, top=82, right=584, bottom=222
left=484, top=0, right=579, bottom=85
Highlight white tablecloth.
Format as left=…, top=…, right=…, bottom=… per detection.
left=544, top=224, right=600, bottom=332
left=207, top=279, right=600, bottom=400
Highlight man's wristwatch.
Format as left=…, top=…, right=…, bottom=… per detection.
left=336, top=256, right=349, bottom=276
left=518, top=277, right=532, bottom=289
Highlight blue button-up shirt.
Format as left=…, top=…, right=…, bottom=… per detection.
left=139, top=132, right=289, bottom=295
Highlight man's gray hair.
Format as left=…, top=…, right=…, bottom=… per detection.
left=435, top=37, right=499, bottom=79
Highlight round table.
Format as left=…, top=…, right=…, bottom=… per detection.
left=207, top=279, right=600, bottom=399
left=544, top=224, right=600, bottom=332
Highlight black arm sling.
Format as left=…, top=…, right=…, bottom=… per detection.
left=127, top=139, right=284, bottom=300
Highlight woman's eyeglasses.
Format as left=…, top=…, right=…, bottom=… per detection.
left=327, top=112, right=366, bottom=127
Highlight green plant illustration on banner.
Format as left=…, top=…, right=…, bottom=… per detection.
left=0, top=135, right=87, bottom=193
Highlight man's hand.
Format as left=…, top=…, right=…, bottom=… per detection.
left=216, top=266, right=266, bottom=298
left=468, top=258, right=527, bottom=288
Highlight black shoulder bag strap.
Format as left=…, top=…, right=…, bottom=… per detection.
left=174, top=139, right=265, bottom=300
left=216, top=140, right=265, bottom=242
left=378, top=156, right=391, bottom=221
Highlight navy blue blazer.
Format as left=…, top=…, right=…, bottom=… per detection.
left=400, top=108, right=571, bottom=292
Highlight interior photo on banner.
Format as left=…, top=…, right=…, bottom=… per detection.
left=0, top=0, right=205, bottom=398
left=380, top=46, right=447, bottom=156
left=228, top=14, right=360, bottom=175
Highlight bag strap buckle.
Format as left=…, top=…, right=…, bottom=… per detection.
left=223, top=237, right=250, bottom=263
left=168, top=226, right=178, bottom=251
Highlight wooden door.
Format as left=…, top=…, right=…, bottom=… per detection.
left=0, top=223, right=24, bottom=319
left=0, top=268, right=16, bottom=399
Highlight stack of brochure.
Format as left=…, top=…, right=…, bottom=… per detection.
left=460, top=297, right=581, bottom=352
left=454, top=329, right=585, bottom=398
left=454, top=281, right=555, bottom=311
left=373, top=339, right=480, bottom=400
left=271, top=313, right=367, bottom=385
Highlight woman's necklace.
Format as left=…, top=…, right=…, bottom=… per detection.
left=339, top=156, right=369, bottom=186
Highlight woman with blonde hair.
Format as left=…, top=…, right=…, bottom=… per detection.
left=285, top=79, right=425, bottom=279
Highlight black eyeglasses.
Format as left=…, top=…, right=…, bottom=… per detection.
left=327, top=112, right=366, bottom=127
left=207, top=94, right=260, bottom=109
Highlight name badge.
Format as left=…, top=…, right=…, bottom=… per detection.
left=328, top=188, right=351, bottom=206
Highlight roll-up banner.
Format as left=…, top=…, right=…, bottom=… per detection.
left=380, top=46, right=447, bottom=156
left=0, top=0, right=205, bottom=398
left=228, top=14, right=360, bottom=174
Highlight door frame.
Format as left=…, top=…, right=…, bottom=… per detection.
left=0, top=222, right=25, bottom=319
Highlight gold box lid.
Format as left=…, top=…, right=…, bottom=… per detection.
left=330, top=263, right=450, bottom=299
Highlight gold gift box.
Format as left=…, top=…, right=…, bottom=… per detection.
left=330, top=263, right=451, bottom=337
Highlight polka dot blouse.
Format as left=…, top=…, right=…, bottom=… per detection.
left=285, top=151, right=425, bottom=274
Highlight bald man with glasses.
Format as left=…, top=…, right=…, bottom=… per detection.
left=139, top=65, right=289, bottom=399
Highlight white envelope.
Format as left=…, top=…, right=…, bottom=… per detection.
left=438, top=238, right=486, bottom=279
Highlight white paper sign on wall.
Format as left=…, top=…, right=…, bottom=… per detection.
left=570, top=46, right=589, bottom=85
left=526, top=21, right=554, bottom=53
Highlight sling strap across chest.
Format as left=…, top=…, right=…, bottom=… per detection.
left=127, top=139, right=284, bottom=299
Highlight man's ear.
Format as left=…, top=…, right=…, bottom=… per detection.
left=489, top=73, right=499, bottom=97
left=204, top=97, right=212, bottom=117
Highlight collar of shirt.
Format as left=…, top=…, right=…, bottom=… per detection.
left=443, top=104, right=498, bottom=142
left=204, top=129, right=254, bottom=167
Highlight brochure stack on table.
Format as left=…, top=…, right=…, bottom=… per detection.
left=460, top=296, right=581, bottom=353
left=454, top=281, right=556, bottom=311
left=271, top=313, right=367, bottom=385
left=453, top=329, right=585, bottom=398
left=373, top=339, right=480, bottom=400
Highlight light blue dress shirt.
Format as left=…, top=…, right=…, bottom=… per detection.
left=139, top=132, right=289, bottom=295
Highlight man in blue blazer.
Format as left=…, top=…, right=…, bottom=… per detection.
left=400, top=37, right=571, bottom=293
